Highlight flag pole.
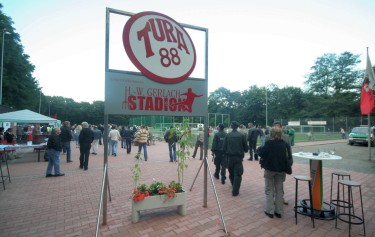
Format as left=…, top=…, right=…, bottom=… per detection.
left=367, top=47, right=372, bottom=161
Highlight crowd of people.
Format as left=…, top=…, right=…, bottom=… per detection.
left=2, top=119, right=296, bottom=219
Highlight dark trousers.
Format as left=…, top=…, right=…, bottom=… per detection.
left=228, top=156, right=244, bottom=196
left=249, top=139, right=257, bottom=159
left=214, top=152, right=227, bottom=181
left=192, top=140, right=203, bottom=159
left=125, top=138, right=132, bottom=154
left=79, top=143, right=91, bottom=169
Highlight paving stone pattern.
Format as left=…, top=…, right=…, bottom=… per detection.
left=0, top=139, right=374, bottom=236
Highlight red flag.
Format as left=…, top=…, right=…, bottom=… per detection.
left=360, top=82, right=374, bottom=114
left=360, top=53, right=375, bottom=115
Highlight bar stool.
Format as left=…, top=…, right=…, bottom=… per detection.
left=0, top=148, right=11, bottom=190
left=294, top=175, right=315, bottom=228
left=335, top=180, right=366, bottom=237
left=330, top=171, right=351, bottom=208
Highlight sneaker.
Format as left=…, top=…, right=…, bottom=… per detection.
left=67, top=160, right=73, bottom=163
left=214, top=174, right=219, bottom=179
left=275, top=213, right=282, bottom=218
left=46, top=174, right=54, bottom=178
left=55, top=173, right=65, bottom=177
left=221, top=180, right=225, bottom=184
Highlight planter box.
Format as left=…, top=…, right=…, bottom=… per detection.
left=131, top=191, right=187, bottom=223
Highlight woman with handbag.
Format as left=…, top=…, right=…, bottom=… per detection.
left=258, top=127, right=293, bottom=219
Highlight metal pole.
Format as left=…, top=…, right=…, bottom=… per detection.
left=368, top=114, right=371, bottom=161
left=265, top=87, right=268, bottom=127
left=0, top=30, right=5, bottom=105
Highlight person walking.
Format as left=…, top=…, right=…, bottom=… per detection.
left=164, top=126, right=178, bottom=162
left=192, top=127, right=204, bottom=160
left=211, top=123, right=227, bottom=184
left=135, top=125, right=149, bottom=161
left=123, top=126, right=133, bottom=154
left=108, top=125, right=121, bottom=156
left=340, top=127, right=346, bottom=139
left=257, top=127, right=293, bottom=218
left=45, top=127, right=64, bottom=177
left=91, top=125, right=101, bottom=155
left=79, top=122, right=94, bottom=170
left=60, top=121, right=73, bottom=163
left=223, top=121, right=249, bottom=196
left=247, top=123, right=259, bottom=161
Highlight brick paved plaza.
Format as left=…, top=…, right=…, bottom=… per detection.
left=0, top=139, right=374, bottom=237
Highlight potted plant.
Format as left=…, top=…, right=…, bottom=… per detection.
left=131, top=117, right=193, bottom=223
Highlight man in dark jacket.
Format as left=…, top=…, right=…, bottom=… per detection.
left=79, top=122, right=94, bottom=170
left=123, top=126, right=133, bottom=154
left=59, top=121, right=73, bottom=163
left=211, top=123, right=227, bottom=184
left=247, top=122, right=259, bottom=161
left=164, top=126, right=178, bottom=162
left=223, top=121, right=249, bottom=196
left=46, top=127, right=64, bottom=177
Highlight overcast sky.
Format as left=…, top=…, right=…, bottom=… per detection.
left=2, top=0, right=375, bottom=102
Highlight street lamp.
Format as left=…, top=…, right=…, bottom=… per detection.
left=49, top=101, right=52, bottom=116
left=0, top=29, right=10, bottom=105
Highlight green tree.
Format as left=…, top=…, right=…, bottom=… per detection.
left=305, top=52, right=362, bottom=96
left=0, top=4, right=40, bottom=109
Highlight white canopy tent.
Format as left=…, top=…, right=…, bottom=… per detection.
left=0, top=109, right=61, bottom=127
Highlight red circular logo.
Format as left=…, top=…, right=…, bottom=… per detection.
left=123, top=12, right=196, bottom=84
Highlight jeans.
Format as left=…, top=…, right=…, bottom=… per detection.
left=138, top=143, right=148, bottom=161
left=61, top=141, right=71, bottom=161
left=264, top=170, right=285, bottom=215
left=46, top=149, right=61, bottom=175
left=168, top=142, right=177, bottom=161
left=121, top=138, right=126, bottom=148
left=125, top=138, right=132, bottom=153
left=110, top=140, right=118, bottom=155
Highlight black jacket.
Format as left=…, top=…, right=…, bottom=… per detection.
left=47, top=134, right=62, bottom=151
left=211, top=131, right=226, bottom=152
left=223, top=130, right=249, bottom=157
left=258, top=139, right=293, bottom=173
left=59, top=126, right=72, bottom=142
left=79, top=128, right=94, bottom=144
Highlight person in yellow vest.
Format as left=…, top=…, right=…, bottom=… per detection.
left=135, top=125, right=149, bottom=161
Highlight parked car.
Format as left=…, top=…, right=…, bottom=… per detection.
left=348, top=126, right=375, bottom=146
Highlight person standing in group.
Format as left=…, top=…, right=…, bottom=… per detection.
left=46, top=127, right=64, bottom=177
left=211, top=123, right=227, bottom=184
left=192, top=127, right=204, bottom=160
left=135, top=125, right=149, bottom=161
left=340, top=127, right=346, bottom=139
left=120, top=126, right=127, bottom=149
left=223, top=121, right=249, bottom=196
left=247, top=123, right=259, bottom=161
left=288, top=127, right=295, bottom=146
left=79, top=122, right=94, bottom=170
left=257, top=127, right=293, bottom=218
left=74, top=124, right=82, bottom=148
left=60, top=121, right=73, bottom=163
left=260, top=126, right=266, bottom=146
left=98, top=124, right=104, bottom=145
left=108, top=125, right=121, bottom=156
left=123, top=126, right=133, bottom=154
left=91, top=125, right=101, bottom=155
left=266, top=121, right=291, bottom=205
left=164, top=126, right=178, bottom=162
